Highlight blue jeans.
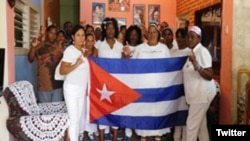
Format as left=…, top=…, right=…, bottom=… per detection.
left=38, top=88, right=63, bottom=103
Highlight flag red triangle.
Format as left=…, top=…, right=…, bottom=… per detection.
left=88, top=59, right=141, bottom=122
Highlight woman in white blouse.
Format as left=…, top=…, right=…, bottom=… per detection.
left=60, top=24, right=88, bottom=141
left=132, top=24, right=171, bottom=141
left=95, top=17, right=124, bottom=141
left=132, top=24, right=170, bottom=59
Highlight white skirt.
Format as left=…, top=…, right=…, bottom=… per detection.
left=135, top=127, right=171, bottom=137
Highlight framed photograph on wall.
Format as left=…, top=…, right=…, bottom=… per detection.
left=148, top=5, right=160, bottom=26
left=108, top=0, right=130, bottom=12
left=92, top=2, right=105, bottom=24
left=116, top=18, right=126, bottom=27
left=133, top=4, right=145, bottom=25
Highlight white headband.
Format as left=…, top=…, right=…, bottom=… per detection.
left=103, top=21, right=114, bottom=29
left=149, top=23, right=159, bottom=32
left=163, top=27, right=173, bottom=34
left=189, top=26, right=201, bottom=36
left=94, top=25, right=101, bottom=31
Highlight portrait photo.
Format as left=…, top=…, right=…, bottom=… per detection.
left=108, top=0, right=130, bottom=12
left=116, top=18, right=126, bottom=26
left=92, top=2, right=105, bottom=24
left=148, top=5, right=160, bottom=26
left=133, top=4, right=145, bottom=25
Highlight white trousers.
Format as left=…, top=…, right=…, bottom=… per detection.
left=186, top=102, right=211, bottom=141
left=81, top=96, right=98, bottom=133
left=64, top=84, right=86, bottom=141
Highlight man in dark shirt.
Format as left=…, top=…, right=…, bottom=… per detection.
left=28, top=25, right=64, bottom=103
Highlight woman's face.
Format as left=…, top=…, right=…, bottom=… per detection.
left=72, top=29, right=85, bottom=47
left=86, top=27, right=94, bottom=34
left=47, top=28, right=57, bottom=43
left=162, top=30, right=173, bottom=45
left=147, top=26, right=159, bottom=44
left=176, top=32, right=187, bottom=49
left=118, top=32, right=124, bottom=44
left=130, top=29, right=139, bottom=45
left=153, top=11, right=160, bottom=21
left=57, top=32, right=65, bottom=43
left=188, top=31, right=201, bottom=49
left=106, top=23, right=115, bottom=39
left=85, top=35, right=95, bottom=49
left=94, top=28, right=102, bottom=39
left=94, top=6, right=102, bottom=18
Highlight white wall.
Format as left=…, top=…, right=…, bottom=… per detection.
left=0, top=1, right=10, bottom=141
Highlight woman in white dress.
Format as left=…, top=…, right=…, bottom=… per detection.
left=60, top=24, right=89, bottom=141
left=172, top=28, right=190, bottom=141
left=81, top=33, right=98, bottom=141
left=123, top=25, right=143, bottom=59
left=95, top=17, right=124, bottom=141
left=161, top=27, right=179, bottom=52
left=132, top=24, right=171, bottom=141
left=122, top=25, right=143, bottom=140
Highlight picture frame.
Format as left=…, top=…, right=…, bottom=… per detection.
left=148, top=5, right=160, bottom=26
left=116, top=18, right=127, bottom=27
left=92, top=2, right=105, bottom=24
left=108, top=0, right=130, bottom=12
left=133, top=4, right=145, bottom=25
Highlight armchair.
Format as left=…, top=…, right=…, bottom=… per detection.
left=3, top=80, right=69, bottom=141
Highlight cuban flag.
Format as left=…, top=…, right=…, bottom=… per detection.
left=88, top=56, right=188, bottom=130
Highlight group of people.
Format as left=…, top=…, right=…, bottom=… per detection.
left=28, top=17, right=217, bottom=141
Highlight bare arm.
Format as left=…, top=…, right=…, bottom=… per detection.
left=28, top=26, right=45, bottom=62
left=28, top=38, right=40, bottom=63
left=28, top=46, right=36, bottom=63
left=198, top=67, right=213, bottom=81
left=189, top=50, right=213, bottom=81
left=92, top=48, right=98, bottom=57
left=59, top=55, right=83, bottom=75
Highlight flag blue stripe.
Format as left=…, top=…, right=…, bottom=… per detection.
left=134, top=84, right=185, bottom=102
left=92, top=110, right=188, bottom=129
left=89, top=56, right=188, bottom=73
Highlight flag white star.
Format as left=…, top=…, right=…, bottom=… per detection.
left=97, top=84, right=115, bottom=103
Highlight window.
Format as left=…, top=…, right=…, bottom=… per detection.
left=14, top=0, right=40, bottom=49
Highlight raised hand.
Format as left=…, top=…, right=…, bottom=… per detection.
left=37, top=25, right=46, bottom=41
left=189, top=50, right=198, bottom=67
left=31, top=38, right=41, bottom=48
left=40, top=26, right=46, bottom=36
left=123, top=42, right=132, bottom=56
left=123, top=46, right=131, bottom=56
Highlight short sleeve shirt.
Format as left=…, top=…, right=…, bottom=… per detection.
left=62, top=45, right=89, bottom=86
left=182, top=43, right=216, bottom=104
left=36, top=42, right=63, bottom=91
left=132, top=42, right=170, bottom=59
left=95, top=39, right=124, bottom=58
